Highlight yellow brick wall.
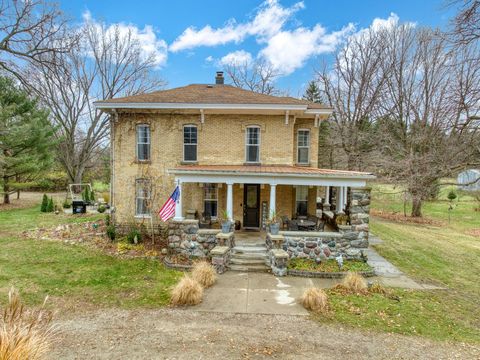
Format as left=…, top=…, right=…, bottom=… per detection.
left=112, top=112, right=321, bottom=224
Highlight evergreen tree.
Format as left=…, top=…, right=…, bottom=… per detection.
left=83, top=188, right=90, bottom=203
left=40, top=194, right=48, bottom=212
left=46, top=197, right=54, bottom=212
left=90, top=190, right=95, bottom=202
left=0, top=77, right=55, bottom=204
left=303, top=80, right=323, bottom=103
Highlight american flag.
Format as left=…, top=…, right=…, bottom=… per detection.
left=159, top=186, right=180, bottom=222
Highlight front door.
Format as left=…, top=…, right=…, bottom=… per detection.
left=243, top=184, right=260, bottom=228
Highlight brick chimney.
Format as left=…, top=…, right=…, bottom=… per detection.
left=215, top=71, right=224, bottom=85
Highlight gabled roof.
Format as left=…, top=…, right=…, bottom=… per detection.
left=94, top=84, right=331, bottom=112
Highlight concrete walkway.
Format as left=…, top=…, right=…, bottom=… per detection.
left=194, top=234, right=444, bottom=315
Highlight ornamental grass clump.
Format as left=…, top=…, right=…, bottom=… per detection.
left=170, top=275, right=203, bottom=306
left=341, top=272, right=368, bottom=294
left=0, top=288, right=56, bottom=360
left=300, top=288, right=329, bottom=314
left=191, top=261, right=217, bottom=288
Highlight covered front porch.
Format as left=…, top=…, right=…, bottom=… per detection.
left=168, top=165, right=374, bottom=232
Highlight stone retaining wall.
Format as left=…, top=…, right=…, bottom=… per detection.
left=167, top=220, right=232, bottom=258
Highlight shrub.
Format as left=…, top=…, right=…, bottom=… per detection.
left=106, top=225, right=116, bottom=241
left=90, top=191, right=95, bottom=202
left=191, top=262, right=217, bottom=288
left=300, top=288, right=329, bottom=313
left=105, top=214, right=111, bottom=226
left=40, top=194, right=48, bottom=212
left=62, top=200, right=71, bottom=209
left=97, top=205, right=106, bottom=213
left=117, top=242, right=144, bottom=254
left=0, top=288, right=55, bottom=360
left=101, top=192, right=110, bottom=204
left=170, top=275, right=203, bottom=306
left=46, top=198, right=54, bottom=213
left=126, top=228, right=142, bottom=244
left=447, top=190, right=457, bottom=201
left=341, top=272, right=367, bottom=293
left=82, top=188, right=90, bottom=203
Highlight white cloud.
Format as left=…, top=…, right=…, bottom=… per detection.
left=205, top=55, right=215, bottom=63
left=219, top=50, right=253, bottom=66
left=259, top=24, right=354, bottom=75
left=82, top=10, right=168, bottom=67
left=169, top=0, right=303, bottom=52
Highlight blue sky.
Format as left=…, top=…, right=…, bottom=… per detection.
left=60, top=0, right=457, bottom=96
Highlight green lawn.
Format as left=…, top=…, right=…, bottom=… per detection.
left=0, top=205, right=181, bottom=310
left=320, top=183, right=480, bottom=343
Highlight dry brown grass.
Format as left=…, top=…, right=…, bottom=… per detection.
left=0, top=288, right=55, bottom=360
left=341, top=272, right=368, bottom=293
left=300, top=288, right=329, bottom=314
left=191, top=261, right=217, bottom=288
left=170, top=275, right=203, bottom=306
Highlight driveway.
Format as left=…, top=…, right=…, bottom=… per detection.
left=49, top=308, right=479, bottom=359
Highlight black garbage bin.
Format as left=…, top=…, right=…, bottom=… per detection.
left=72, top=200, right=87, bottom=214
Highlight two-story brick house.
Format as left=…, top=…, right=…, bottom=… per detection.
left=95, top=72, right=373, bottom=231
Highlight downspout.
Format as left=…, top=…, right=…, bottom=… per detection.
left=110, top=109, right=118, bottom=224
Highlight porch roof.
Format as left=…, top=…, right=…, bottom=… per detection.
left=169, top=165, right=375, bottom=187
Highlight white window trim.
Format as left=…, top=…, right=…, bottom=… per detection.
left=245, top=126, right=261, bottom=164
left=297, top=129, right=310, bottom=165
left=203, top=183, right=219, bottom=219
left=136, top=124, right=151, bottom=161
left=135, top=179, right=152, bottom=217
left=183, top=124, right=198, bottom=162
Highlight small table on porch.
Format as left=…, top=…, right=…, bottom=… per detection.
left=294, top=220, right=316, bottom=231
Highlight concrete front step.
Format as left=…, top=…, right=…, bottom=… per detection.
left=232, top=246, right=267, bottom=254
left=230, top=257, right=269, bottom=266
left=231, top=252, right=268, bottom=260
left=235, top=241, right=266, bottom=247
left=228, top=264, right=271, bottom=272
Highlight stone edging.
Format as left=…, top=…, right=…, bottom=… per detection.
left=287, top=268, right=375, bottom=279
left=163, top=257, right=193, bottom=271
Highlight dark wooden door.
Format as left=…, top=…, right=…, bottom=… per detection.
left=243, top=184, right=260, bottom=228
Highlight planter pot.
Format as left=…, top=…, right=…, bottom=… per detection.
left=221, top=222, right=231, bottom=233
left=270, top=223, right=280, bottom=235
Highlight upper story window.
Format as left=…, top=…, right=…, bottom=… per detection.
left=136, top=124, right=150, bottom=161
left=297, top=129, right=310, bottom=164
left=135, top=179, right=151, bottom=216
left=245, top=126, right=260, bottom=163
left=183, top=125, right=198, bottom=162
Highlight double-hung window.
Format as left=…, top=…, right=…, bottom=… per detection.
left=203, top=184, right=218, bottom=218
left=245, top=126, right=260, bottom=163
left=183, top=125, right=198, bottom=162
left=135, top=179, right=151, bottom=216
left=136, top=124, right=150, bottom=161
left=296, top=186, right=309, bottom=216
left=297, top=129, right=310, bottom=164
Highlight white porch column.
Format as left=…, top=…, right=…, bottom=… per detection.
left=174, top=180, right=183, bottom=220
left=325, top=186, right=330, bottom=205
left=269, top=184, right=277, bottom=215
left=336, top=186, right=343, bottom=213
left=343, top=187, right=348, bottom=209
left=226, top=182, right=234, bottom=221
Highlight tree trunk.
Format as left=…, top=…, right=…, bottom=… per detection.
left=411, top=196, right=423, bottom=217
left=3, top=176, right=10, bottom=204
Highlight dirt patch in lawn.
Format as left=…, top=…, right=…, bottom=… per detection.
left=49, top=308, right=480, bottom=360
left=370, top=209, right=444, bottom=226
left=0, top=192, right=65, bottom=211
left=465, top=228, right=480, bottom=237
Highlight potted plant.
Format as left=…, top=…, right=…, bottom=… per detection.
left=267, top=210, right=280, bottom=235
left=220, top=209, right=231, bottom=233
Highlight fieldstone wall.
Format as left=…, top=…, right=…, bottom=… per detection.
left=279, top=231, right=366, bottom=261
left=348, top=186, right=371, bottom=246
left=167, top=220, right=234, bottom=257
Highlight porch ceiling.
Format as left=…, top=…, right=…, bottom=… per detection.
left=168, top=165, right=375, bottom=187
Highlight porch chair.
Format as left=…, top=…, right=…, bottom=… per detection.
left=287, top=220, right=299, bottom=231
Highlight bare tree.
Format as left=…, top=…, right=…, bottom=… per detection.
left=0, top=0, right=73, bottom=81
left=377, top=27, right=480, bottom=216
left=24, top=20, right=165, bottom=183
left=317, top=27, right=389, bottom=171
left=224, top=59, right=280, bottom=95
left=448, top=0, right=480, bottom=44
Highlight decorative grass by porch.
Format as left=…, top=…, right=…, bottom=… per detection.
left=288, top=258, right=373, bottom=273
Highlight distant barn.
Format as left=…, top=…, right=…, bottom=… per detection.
left=457, top=169, right=480, bottom=191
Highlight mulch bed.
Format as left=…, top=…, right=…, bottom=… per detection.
left=370, top=209, right=444, bottom=226
left=163, top=254, right=207, bottom=271
left=23, top=220, right=168, bottom=259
